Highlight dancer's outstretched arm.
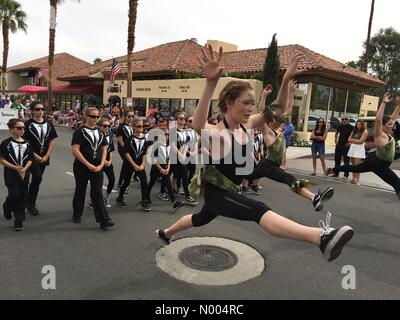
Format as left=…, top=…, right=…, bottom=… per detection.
left=192, top=45, right=224, bottom=134
left=375, top=92, right=392, bottom=145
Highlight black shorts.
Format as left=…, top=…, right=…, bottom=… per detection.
left=192, top=183, right=270, bottom=227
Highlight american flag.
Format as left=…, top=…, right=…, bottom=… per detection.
left=109, top=58, right=121, bottom=85
left=34, top=69, right=44, bottom=85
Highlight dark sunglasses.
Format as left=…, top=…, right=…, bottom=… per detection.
left=34, top=108, right=44, bottom=112
left=88, top=115, right=100, bottom=119
left=126, top=115, right=134, bottom=118
left=15, top=126, right=25, bottom=131
left=102, top=125, right=111, bottom=128
left=135, top=125, right=144, bottom=128
left=188, top=120, right=193, bottom=123
left=318, top=120, right=324, bottom=123
left=342, top=118, right=349, bottom=121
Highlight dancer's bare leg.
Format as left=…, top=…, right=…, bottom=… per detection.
left=259, top=211, right=321, bottom=245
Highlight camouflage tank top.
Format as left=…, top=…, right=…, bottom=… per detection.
left=376, top=135, right=395, bottom=162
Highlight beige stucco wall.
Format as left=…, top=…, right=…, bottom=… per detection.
left=104, top=77, right=263, bottom=110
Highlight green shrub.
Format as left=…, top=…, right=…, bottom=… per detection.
left=290, top=133, right=311, bottom=147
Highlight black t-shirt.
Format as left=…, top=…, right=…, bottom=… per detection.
left=336, top=124, right=354, bottom=146
left=116, top=124, right=133, bottom=153
left=0, top=137, right=35, bottom=184
left=153, top=144, right=170, bottom=170
left=23, top=119, right=58, bottom=163
left=71, top=126, right=107, bottom=166
left=123, top=135, right=149, bottom=164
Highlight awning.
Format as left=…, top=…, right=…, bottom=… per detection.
left=17, top=85, right=47, bottom=94
left=17, top=85, right=103, bottom=95
left=52, top=85, right=103, bottom=95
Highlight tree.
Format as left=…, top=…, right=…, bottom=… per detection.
left=93, top=57, right=102, bottom=64
left=48, top=0, right=80, bottom=112
left=263, top=34, right=280, bottom=105
left=127, top=0, right=138, bottom=100
left=0, top=0, right=27, bottom=95
left=361, top=0, right=375, bottom=71
left=363, top=27, right=400, bottom=113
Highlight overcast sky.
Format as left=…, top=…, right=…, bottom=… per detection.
left=6, top=0, right=400, bottom=67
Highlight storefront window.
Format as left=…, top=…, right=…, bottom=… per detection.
left=171, top=99, right=182, bottom=115
left=328, top=87, right=347, bottom=130
left=346, top=91, right=362, bottom=120
left=133, top=98, right=147, bottom=116
left=184, top=99, right=198, bottom=116
left=210, top=100, right=219, bottom=117
left=308, top=84, right=330, bottom=132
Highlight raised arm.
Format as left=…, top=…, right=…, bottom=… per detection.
left=273, top=54, right=303, bottom=115
left=284, top=80, right=297, bottom=116
left=257, top=84, right=273, bottom=114
left=247, top=54, right=303, bottom=129
left=374, top=92, right=392, bottom=139
left=193, top=45, right=224, bottom=134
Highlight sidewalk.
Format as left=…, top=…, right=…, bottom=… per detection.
left=286, top=146, right=400, bottom=192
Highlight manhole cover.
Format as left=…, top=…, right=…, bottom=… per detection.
left=179, top=245, right=238, bottom=272
left=155, top=237, right=265, bottom=286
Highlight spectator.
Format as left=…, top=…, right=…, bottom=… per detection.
left=347, top=120, right=368, bottom=185
left=281, top=116, right=294, bottom=169
left=310, top=118, right=328, bottom=176
left=333, top=115, right=354, bottom=180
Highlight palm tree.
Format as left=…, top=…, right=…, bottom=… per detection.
left=362, top=0, right=375, bottom=72
left=127, top=0, right=138, bottom=101
left=48, top=0, right=80, bottom=112
left=0, top=0, right=27, bottom=95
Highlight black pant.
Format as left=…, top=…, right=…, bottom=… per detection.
left=248, top=159, right=297, bottom=188
left=117, top=150, right=128, bottom=187
left=118, top=164, right=148, bottom=201
left=72, top=162, right=111, bottom=223
left=172, top=163, right=190, bottom=197
left=147, top=167, right=176, bottom=203
left=103, top=164, right=115, bottom=194
left=334, top=156, right=400, bottom=193
left=4, top=182, right=28, bottom=223
left=334, top=145, right=350, bottom=177
left=28, top=160, right=47, bottom=207
left=192, top=183, right=270, bottom=227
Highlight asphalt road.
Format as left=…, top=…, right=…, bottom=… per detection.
left=0, top=127, right=399, bottom=300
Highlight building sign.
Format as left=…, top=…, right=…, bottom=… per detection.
left=159, top=86, right=170, bottom=93
left=179, top=85, right=190, bottom=93
left=0, top=110, right=19, bottom=130
left=136, top=88, right=151, bottom=92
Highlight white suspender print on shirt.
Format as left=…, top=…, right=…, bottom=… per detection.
left=83, top=128, right=104, bottom=159
left=7, top=141, right=29, bottom=166
left=29, top=122, right=50, bottom=153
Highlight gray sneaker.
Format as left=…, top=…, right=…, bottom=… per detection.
left=319, top=212, right=354, bottom=262
left=185, top=196, right=198, bottom=206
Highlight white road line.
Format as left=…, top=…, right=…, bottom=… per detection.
left=65, top=171, right=74, bottom=176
